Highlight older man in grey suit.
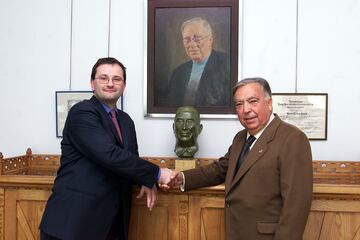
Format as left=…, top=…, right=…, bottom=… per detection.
left=171, top=77, right=313, bottom=240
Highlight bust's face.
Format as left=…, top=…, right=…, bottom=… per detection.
left=174, top=110, right=200, bottom=144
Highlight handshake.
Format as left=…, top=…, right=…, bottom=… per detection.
left=137, top=168, right=184, bottom=211
left=157, top=168, right=183, bottom=189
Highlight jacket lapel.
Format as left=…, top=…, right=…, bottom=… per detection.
left=225, top=131, right=246, bottom=194
left=229, top=140, right=268, bottom=191
left=90, top=96, right=124, bottom=146
left=227, top=115, right=282, bottom=194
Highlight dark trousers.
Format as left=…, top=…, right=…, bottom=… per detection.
left=106, top=213, right=122, bottom=240
left=41, top=230, right=120, bottom=240
left=40, top=213, right=122, bottom=240
left=40, top=231, right=61, bottom=240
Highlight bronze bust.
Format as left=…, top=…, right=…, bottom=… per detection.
left=173, top=106, right=203, bottom=158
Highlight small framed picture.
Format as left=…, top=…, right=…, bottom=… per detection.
left=55, top=91, right=94, bottom=137
left=272, top=93, right=328, bottom=140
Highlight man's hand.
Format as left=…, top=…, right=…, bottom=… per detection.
left=137, top=185, right=157, bottom=211
left=169, top=171, right=184, bottom=188
left=157, top=168, right=176, bottom=189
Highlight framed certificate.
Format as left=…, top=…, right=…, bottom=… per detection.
left=272, top=93, right=328, bottom=140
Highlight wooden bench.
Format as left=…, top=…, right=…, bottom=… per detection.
left=1, top=148, right=360, bottom=240
left=1, top=148, right=360, bottom=185
left=0, top=148, right=59, bottom=176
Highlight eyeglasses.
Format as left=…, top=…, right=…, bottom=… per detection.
left=95, top=76, right=124, bottom=85
left=182, top=34, right=209, bottom=45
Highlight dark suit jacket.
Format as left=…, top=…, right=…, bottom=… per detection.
left=166, top=50, right=231, bottom=107
left=40, top=96, right=159, bottom=240
left=183, top=115, right=313, bottom=240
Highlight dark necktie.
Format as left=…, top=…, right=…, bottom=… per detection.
left=235, top=135, right=256, bottom=172
left=110, top=110, right=123, bottom=143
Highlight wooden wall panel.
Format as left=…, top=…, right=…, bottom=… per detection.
left=4, top=188, right=50, bottom=240
left=129, top=193, right=188, bottom=240
left=130, top=205, right=168, bottom=240
left=304, top=198, right=360, bottom=240
left=188, top=195, right=225, bottom=240
left=1, top=153, right=360, bottom=239
left=200, top=208, right=225, bottom=240
left=303, top=211, right=324, bottom=240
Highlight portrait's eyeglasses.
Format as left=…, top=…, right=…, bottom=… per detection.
left=182, top=34, right=210, bottom=45
left=95, top=76, right=124, bottom=85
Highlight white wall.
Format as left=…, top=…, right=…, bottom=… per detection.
left=0, top=0, right=359, bottom=161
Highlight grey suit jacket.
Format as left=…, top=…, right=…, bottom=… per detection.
left=183, top=114, right=313, bottom=240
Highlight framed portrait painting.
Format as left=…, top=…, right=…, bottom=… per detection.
left=145, top=0, right=239, bottom=118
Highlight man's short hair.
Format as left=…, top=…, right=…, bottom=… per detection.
left=91, top=57, right=127, bottom=83
left=175, top=106, right=201, bottom=123
left=233, top=77, right=272, bottom=99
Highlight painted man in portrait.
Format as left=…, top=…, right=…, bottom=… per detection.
left=164, top=17, right=231, bottom=107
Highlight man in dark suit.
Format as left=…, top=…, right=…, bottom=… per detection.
left=171, top=77, right=313, bottom=240
left=40, top=57, right=174, bottom=240
left=165, top=17, right=231, bottom=107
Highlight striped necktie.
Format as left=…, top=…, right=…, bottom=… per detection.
left=110, top=110, right=123, bottom=143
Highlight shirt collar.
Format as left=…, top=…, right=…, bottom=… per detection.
left=100, top=102, right=115, bottom=115
left=247, top=113, right=275, bottom=139
left=192, top=56, right=209, bottom=66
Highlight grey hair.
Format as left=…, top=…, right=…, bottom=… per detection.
left=181, top=17, right=212, bottom=36
left=233, top=77, right=272, bottom=99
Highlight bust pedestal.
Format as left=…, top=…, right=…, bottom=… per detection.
left=175, top=158, right=197, bottom=171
